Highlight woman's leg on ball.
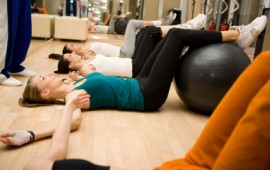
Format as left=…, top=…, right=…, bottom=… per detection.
left=132, top=26, right=162, bottom=77
left=221, top=30, right=239, bottom=42
left=137, top=29, right=222, bottom=111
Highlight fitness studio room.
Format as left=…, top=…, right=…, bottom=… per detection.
left=1, top=0, right=270, bottom=169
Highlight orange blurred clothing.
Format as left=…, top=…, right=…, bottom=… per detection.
left=103, top=14, right=112, bottom=25
left=156, top=51, right=270, bottom=170
left=37, top=7, right=48, bottom=14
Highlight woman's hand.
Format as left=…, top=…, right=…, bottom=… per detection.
left=69, top=71, right=83, bottom=81
left=66, top=91, right=90, bottom=111
left=0, top=130, right=34, bottom=146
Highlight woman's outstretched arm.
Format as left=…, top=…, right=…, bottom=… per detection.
left=0, top=110, right=81, bottom=146
left=0, top=91, right=87, bottom=147
left=23, top=91, right=89, bottom=170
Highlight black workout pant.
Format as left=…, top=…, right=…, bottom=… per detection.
left=53, top=159, right=110, bottom=170
left=135, top=28, right=223, bottom=111
left=131, top=26, right=162, bottom=77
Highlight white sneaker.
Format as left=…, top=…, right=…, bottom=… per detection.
left=174, top=23, right=192, bottom=29
left=161, top=12, right=171, bottom=25
left=10, top=69, right=37, bottom=77
left=168, top=11, right=173, bottom=18
left=175, top=14, right=206, bottom=30
left=161, top=12, right=177, bottom=25
left=0, top=74, right=6, bottom=83
left=174, top=14, right=206, bottom=30
left=231, top=15, right=267, bottom=49
left=186, top=14, right=207, bottom=30
left=170, top=13, right=177, bottom=24
left=0, top=76, right=22, bottom=86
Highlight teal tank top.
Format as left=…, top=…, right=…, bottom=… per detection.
left=73, top=72, right=144, bottom=111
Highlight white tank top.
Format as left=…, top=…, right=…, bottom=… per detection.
left=95, top=25, right=109, bottom=34
left=89, top=42, right=121, bottom=58
left=83, top=54, right=132, bottom=77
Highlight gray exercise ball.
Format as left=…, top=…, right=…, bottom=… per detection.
left=174, top=43, right=251, bottom=114
left=115, top=18, right=128, bottom=35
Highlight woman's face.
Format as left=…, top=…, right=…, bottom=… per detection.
left=31, top=73, right=64, bottom=94
left=63, top=53, right=82, bottom=68
left=66, top=44, right=81, bottom=53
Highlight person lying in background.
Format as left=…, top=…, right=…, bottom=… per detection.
left=62, top=14, right=207, bottom=59
left=88, top=11, right=177, bottom=34
left=53, top=26, right=165, bottom=78
left=48, top=14, right=207, bottom=77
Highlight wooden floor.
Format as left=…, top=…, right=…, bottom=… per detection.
left=0, top=33, right=254, bottom=170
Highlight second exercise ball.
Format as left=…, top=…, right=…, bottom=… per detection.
left=174, top=43, right=251, bottom=114
left=115, top=18, right=128, bottom=35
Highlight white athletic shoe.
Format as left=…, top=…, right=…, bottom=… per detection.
left=161, top=12, right=176, bottom=25
left=174, top=23, right=192, bottom=29
left=0, top=74, right=6, bottom=83
left=0, top=76, right=22, bottom=86
left=170, top=11, right=174, bottom=18
left=230, top=15, right=267, bottom=49
left=175, top=13, right=206, bottom=30
left=10, top=69, right=37, bottom=77
left=171, top=13, right=177, bottom=23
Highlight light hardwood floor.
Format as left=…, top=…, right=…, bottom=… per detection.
left=0, top=33, right=236, bottom=170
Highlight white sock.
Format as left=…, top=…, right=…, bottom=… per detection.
left=153, top=20, right=162, bottom=26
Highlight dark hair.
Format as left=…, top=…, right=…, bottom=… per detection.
left=54, top=54, right=73, bottom=74
left=117, top=10, right=122, bottom=15
left=48, top=53, right=62, bottom=60
left=62, top=45, right=72, bottom=54
left=48, top=53, right=73, bottom=74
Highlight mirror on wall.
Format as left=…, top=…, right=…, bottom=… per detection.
left=204, top=0, right=261, bottom=31
left=88, top=0, right=128, bottom=23
left=35, top=0, right=133, bottom=23
left=88, top=0, right=109, bottom=23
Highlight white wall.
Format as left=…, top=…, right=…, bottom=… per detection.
left=44, top=0, right=62, bottom=15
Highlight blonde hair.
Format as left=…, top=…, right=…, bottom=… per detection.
left=19, top=77, right=65, bottom=107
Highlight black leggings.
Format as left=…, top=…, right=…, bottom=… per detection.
left=131, top=26, right=162, bottom=77
left=135, top=28, right=222, bottom=111
left=53, top=159, right=109, bottom=170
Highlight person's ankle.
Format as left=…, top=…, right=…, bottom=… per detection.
left=232, top=30, right=240, bottom=41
